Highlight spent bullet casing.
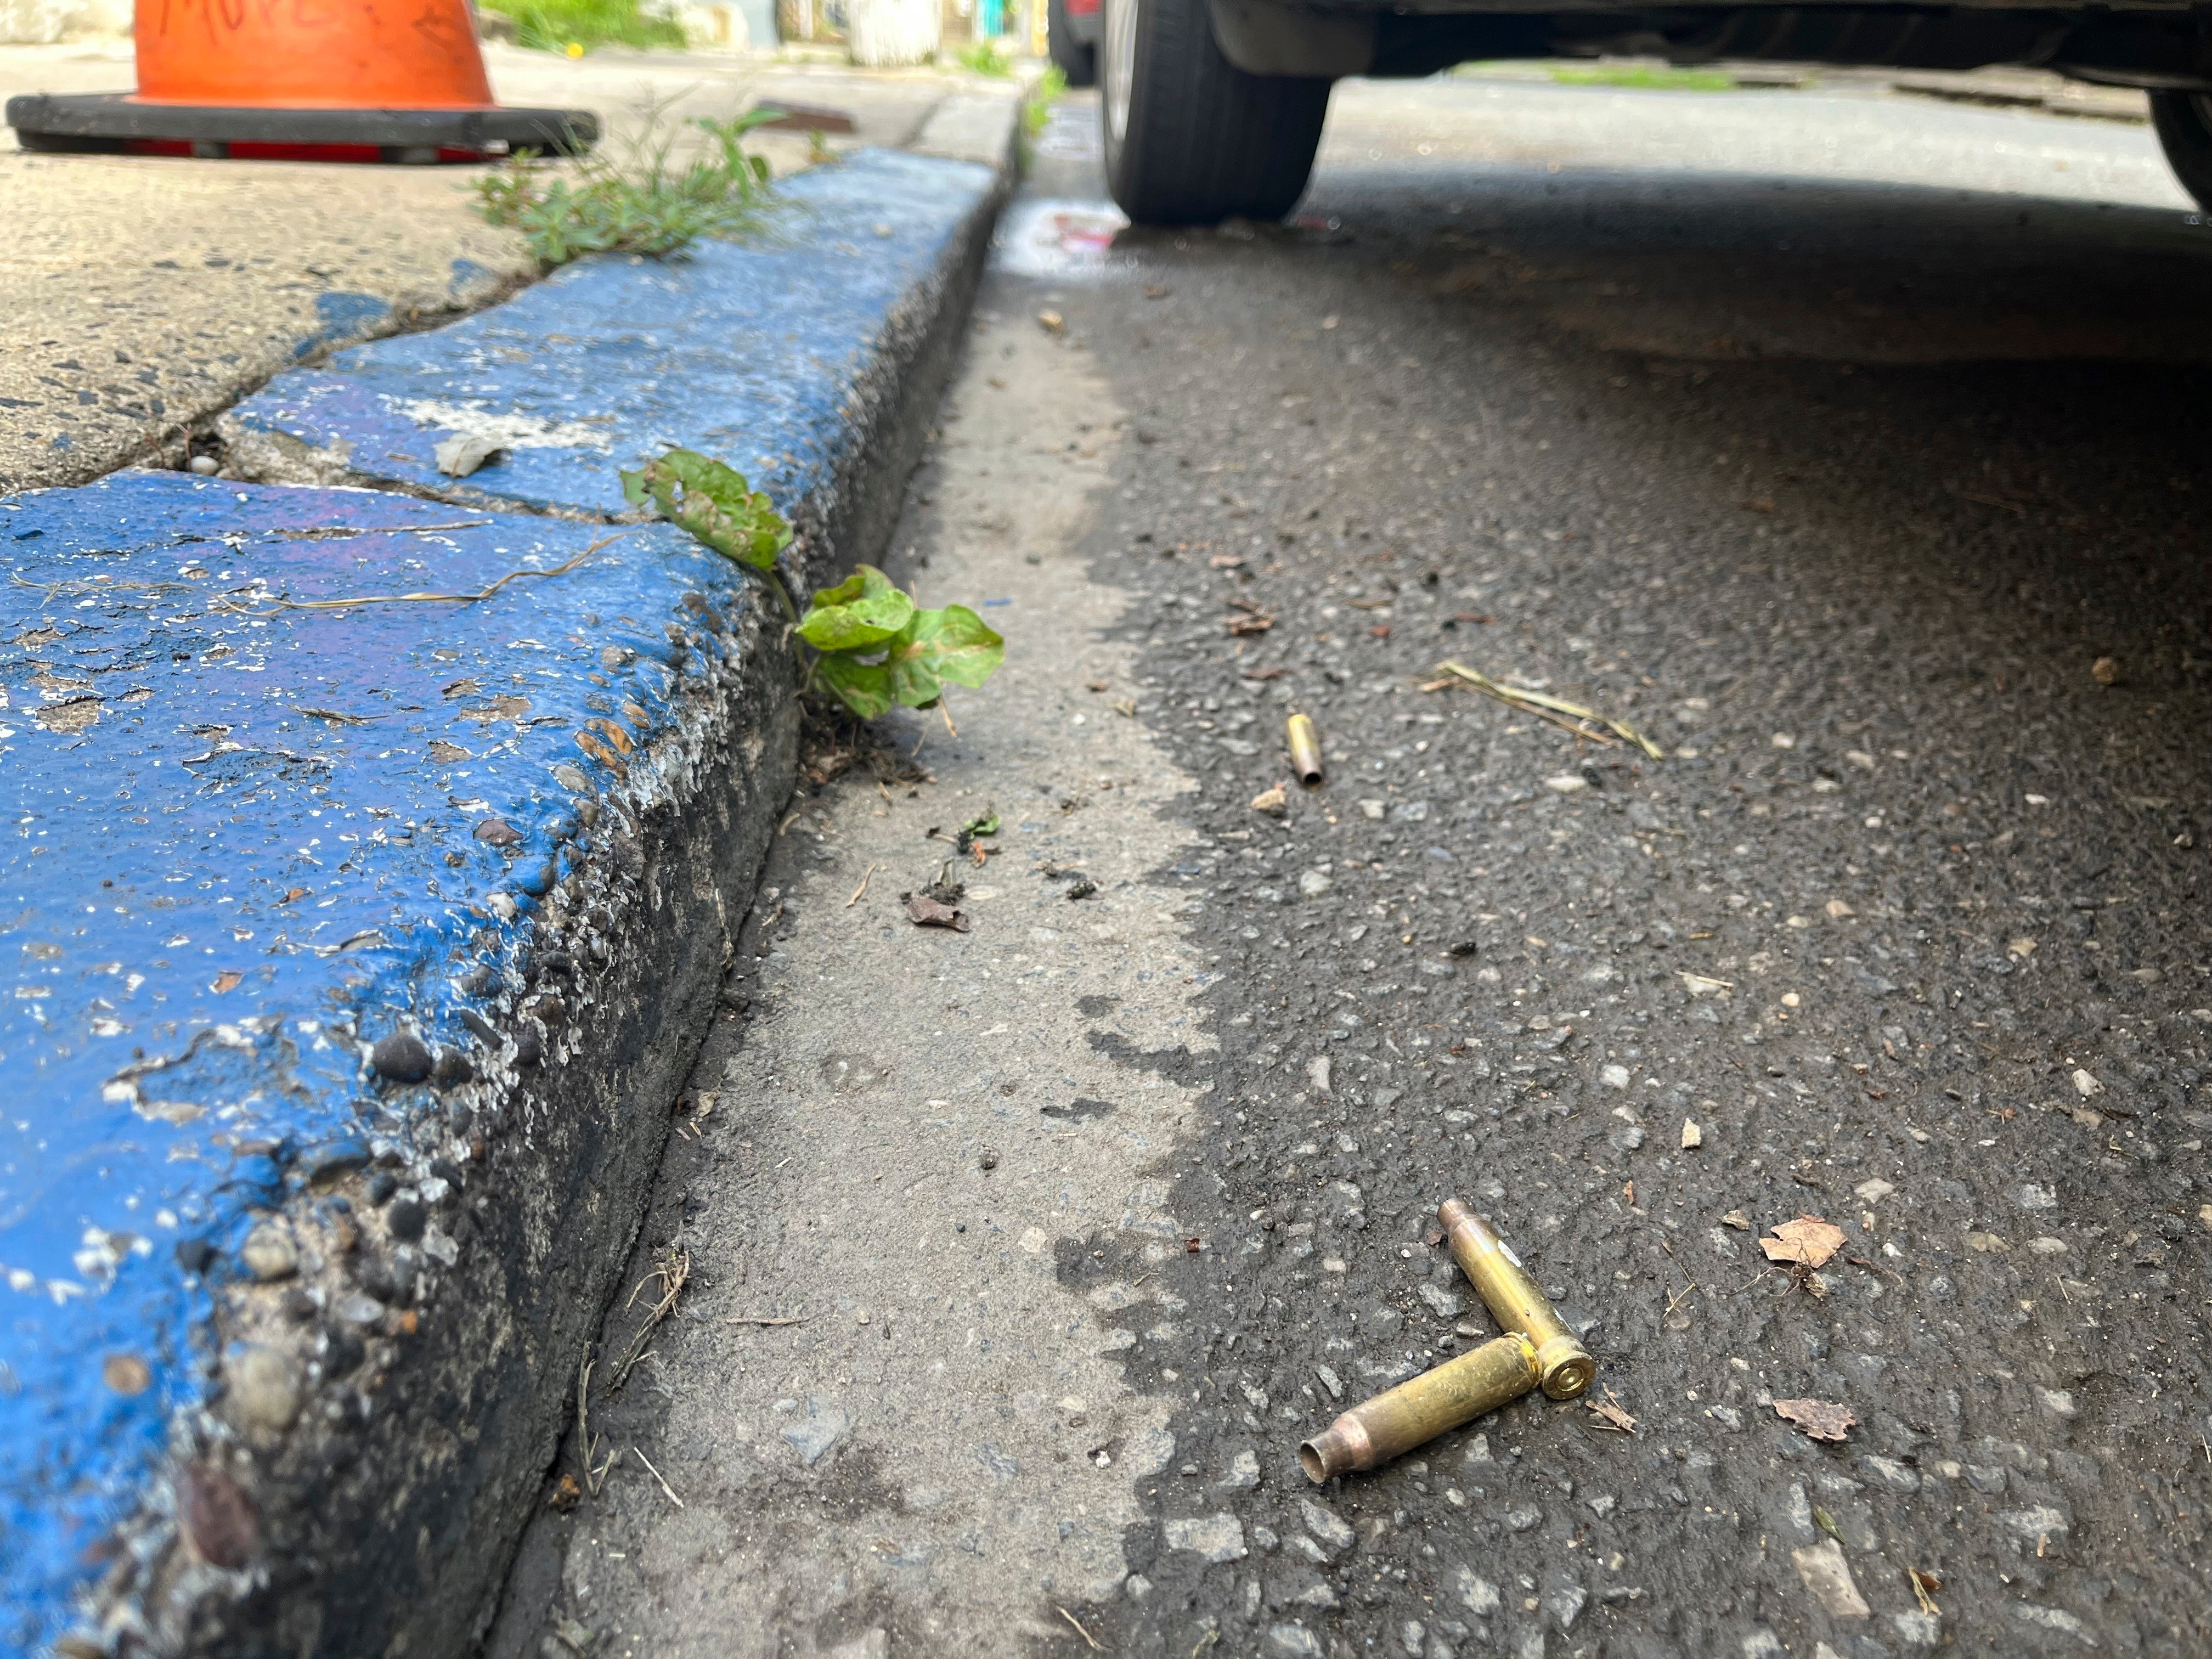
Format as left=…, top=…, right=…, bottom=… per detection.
left=1300, top=1333, right=1540, bottom=1482
left=1286, top=713, right=1324, bottom=785
left=1438, top=1197, right=1595, bottom=1400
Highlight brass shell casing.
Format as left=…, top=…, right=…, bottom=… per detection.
left=1438, top=1198, right=1596, bottom=1401
left=1299, top=1333, right=1541, bottom=1482
left=1286, top=714, right=1324, bottom=785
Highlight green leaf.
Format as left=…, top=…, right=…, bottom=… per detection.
left=883, top=604, right=1005, bottom=707
left=796, top=565, right=915, bottom=651
left=814, top=653, right=895, bottom=719
left=620, top=448, right=792, bottom=570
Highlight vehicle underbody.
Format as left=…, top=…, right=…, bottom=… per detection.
left=1209, top=0, right=2212, bottom=90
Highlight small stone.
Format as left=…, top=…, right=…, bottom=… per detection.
left=1861, top=1455, right=1919, bottom=1492
left=103, top=1353, right=151, bottom=1395
left=2013, top=1605, right=2095, bottom=1645
left=781, top=1397, right=849, bottom=1467
left=2015, top=1183, right=2057, bottom=1211
left=1545, top=1582, right=1587, bottom=1632
left=1417, top=1282, right=1465, bottom=1319
left=1299, top=869, right=1334, bottom=898
left=1455, top=1567, right=1502, bottom=1615
left=370, top=1031, right=435, bottom=1083
left=1545, top=774, right=1588, bottom=793
left=1891, top=1610, right=1943, bottom=1647
left=2070, top=1068, right=2103, bottom=1098
left=2091, top=656, right=2120, bottom=686
left=1127, top=1424, right=1177, bottom=1476
left=1125, top=1574, right=1153, bottom=1601
left=1607, top=1125, right=1644, bottom=1152
left=386, top=1198, right=426, bottom=1243
left=1599, top=1064, right=1631, bottom=1090
left=1504, top=1506, right=1542, bottom=1533
left=1680, top=1119, right=1702, bottom=1150
left=240, top=1223, right=298, bottom=1282
left=1251, top=785, right=1288, bottom=817
left=1163, top=1514, right=1246, bottom=1562
left=225, top=1344, right=301, bottom=1433
left=1854, top=1178, right=1895, bottom=1203
left=1265, top=1626, right=1323, bottom=1659
left=334, top=1291, right=386, bottom=1325
left=1299, top=1498, right=1356, bottom=1554
left=1219, top=1449, right=1261, bottom=1491
left=1792, top=1540, right=1869, bottom=1619
left=188, top=454, right=221, bottom=476
left=1998, top=1504, right=2070, bottom=1544
left=178, top=1462, right=258, bottom=1568
left=2038, top=1388, right=2076, bottom=1419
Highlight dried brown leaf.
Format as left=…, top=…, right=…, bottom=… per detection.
left=905, top=893, right=969, bottom=933
left=1586, top=1389, right=1638, bottom=1434
left=1773, top=1398, right=1857, bottom=1442
left=1762, top=1215, right=1846, bottom=1268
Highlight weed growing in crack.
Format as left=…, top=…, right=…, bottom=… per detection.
left=622, top=448, right=1005, bottom=721
left=476, top=106, right=779, bottom=264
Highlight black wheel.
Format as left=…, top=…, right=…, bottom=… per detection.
left=1098, top=0, right=1330, bottom=226
left=2149, top=91, right=2212, bottom=212
left=1048, top=0, right=1097, bottom=87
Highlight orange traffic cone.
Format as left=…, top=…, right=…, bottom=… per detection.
left=5, top=0, right=596, bottom=163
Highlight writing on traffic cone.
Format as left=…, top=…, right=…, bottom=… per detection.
left=5, top=0, right=596, bottom=163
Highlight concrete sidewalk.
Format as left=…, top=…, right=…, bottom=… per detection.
left=1, top=75, right=1020, bottom=1658
left=0, top=42, right=1003, bottom=495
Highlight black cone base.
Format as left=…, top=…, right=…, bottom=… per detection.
left=5, top=92, right=598, bottom=160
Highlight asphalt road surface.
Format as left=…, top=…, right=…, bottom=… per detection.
left=489, top=74, right=2212, bottom=1659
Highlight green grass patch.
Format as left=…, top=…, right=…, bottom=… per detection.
left=1023, top=64, right=1067, bottom=140
left=957, top=39, right=1015, bottom=76
left=1548, top=64, right=1740, bottom=92
left=475, top=108, right=778, bottom=266
left=484, top=0, right=685, bottom=54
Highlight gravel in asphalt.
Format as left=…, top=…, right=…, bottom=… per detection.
left=492, top=75, right=2210, bottom=1659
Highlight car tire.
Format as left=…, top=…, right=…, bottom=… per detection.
left=1098, top=0, right=1331, bottom=226
left=2149, top=91, right=2212, bottom=211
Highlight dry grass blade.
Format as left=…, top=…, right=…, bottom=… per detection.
left=606, top=1244, right=692, bottom=1393
left=576, top=1352, right=613, bottom=1497
left=634, top=1445, right=685, bottom=1509
left=1056, top=1605, right=1107, bottom=1651
left=1431, top=660, right=1664, bottom=759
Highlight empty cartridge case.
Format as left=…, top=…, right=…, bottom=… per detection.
left=1300, top=1332, right=1539, bottom=1482
left=1438, top=1198, right=1595, bottom=1401
left=1286, top=714, right=1324, bottom=785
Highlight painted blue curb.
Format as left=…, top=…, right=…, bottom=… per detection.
left=0, top=473, right=751, bottom=1654
left=222, top=148, right=996, bottom=523
left=2, top=114, right=1009, bottom=1657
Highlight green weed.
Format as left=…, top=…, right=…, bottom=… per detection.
left=484, top=0, right=685, bottom=53
left=957, top=39, right=1015, bottom=76
left=1548, top=64, right=1740, bottom=92
left=1024, top=64, right=1068, bottom=139
left=476, top=108, right=778, bottom=265
left=623, top=449, right=1005, bottom=720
